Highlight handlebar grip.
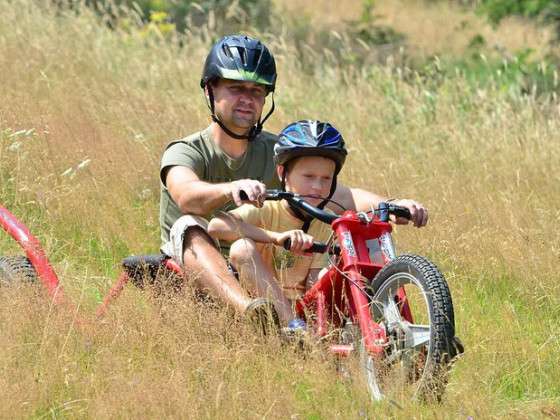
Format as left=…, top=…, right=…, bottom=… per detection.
left=390, top=205, right=412, bottom=220
left=283, top=238, right=328, bottom=254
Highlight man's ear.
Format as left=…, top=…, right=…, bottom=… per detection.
left=276, top=165, right=285, bottom=181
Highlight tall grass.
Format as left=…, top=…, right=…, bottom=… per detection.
left=0, top=0, right=559, bottom=417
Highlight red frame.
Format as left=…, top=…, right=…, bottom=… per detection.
left=0, top=205, right=65, bottom=304
left=96, top=208, right=413, bottom=358
left=294, top=210, right=411, bottom=355
left=0, top=202, right=412, bottom=353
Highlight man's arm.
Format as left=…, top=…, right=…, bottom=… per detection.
left=165, top=166, right=266, bottom=216
left=330, top=183, right=428, bottom=227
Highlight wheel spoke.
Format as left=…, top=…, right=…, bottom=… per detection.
left=383, top=296, right=402, bottom=327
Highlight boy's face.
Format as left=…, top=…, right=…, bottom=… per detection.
left=279, top=156, right=336, bottom=207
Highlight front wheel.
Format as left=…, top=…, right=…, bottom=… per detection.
left=361, top=254, right=458, bottom=402
left=0, top=255, right=38, bottom=284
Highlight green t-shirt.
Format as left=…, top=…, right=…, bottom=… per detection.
left=159, top=126, right=281, bottom=245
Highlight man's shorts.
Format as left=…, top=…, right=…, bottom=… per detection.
left=160, top=215, right=220, bottom=266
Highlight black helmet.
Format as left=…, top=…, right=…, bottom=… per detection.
left=201, top=35, right=276, bottom=92
left=201, top=35, right=277, bottom=141
left=274, top=120, right=347, bottom=174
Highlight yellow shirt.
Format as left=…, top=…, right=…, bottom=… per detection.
left=229, top=200, right=332, bottom=300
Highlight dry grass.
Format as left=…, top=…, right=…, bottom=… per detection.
left=374, top=0, right=555, bottom=58
left=0, top=283, right=380, bottom=418
left=276, top=0, right=556, bottom=59
left=1, top=0, right=559, bottom=417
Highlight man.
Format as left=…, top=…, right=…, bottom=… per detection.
left=159, top=34, right=428, bottom=320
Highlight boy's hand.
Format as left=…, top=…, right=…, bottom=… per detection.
left=275, top=230, right=314, bottom=256
left=389, top=199, right=428, bottom=228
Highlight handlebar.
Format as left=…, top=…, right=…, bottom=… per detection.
left=282, top=238, right=330, bottom=254
left=239, top=189, right=411, bottom=222
left=390, top=206, right=412, bottom=219
left=238, top=189, right=411, bottom=253
left=239, top=190, right=338, bottom=224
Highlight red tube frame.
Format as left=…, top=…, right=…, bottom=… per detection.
left=96, top=257, right=184, bottom=318
left=0, top=206, right=65, bottom=304
left=295, top=211, right=411, bottom=356
left=95, top=210, right=414, bottom=356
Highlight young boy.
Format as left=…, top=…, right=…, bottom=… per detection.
left=208, top=120, right=347, bottom=332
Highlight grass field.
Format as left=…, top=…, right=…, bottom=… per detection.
left=1, top=0, right=559, bottom=418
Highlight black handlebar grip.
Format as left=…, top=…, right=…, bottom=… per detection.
left=283, top=238, right=328, bottom=254
left=391, top=205, right=412, bottom=220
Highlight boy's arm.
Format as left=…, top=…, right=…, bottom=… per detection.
left=207, top=212, right=280, bottom=244
left=208, top=213, right=315, bottom=253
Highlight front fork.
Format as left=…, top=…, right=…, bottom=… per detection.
left=345, top=230, right=412, bottom=355
left=378, top=232, right=413, bottom=324
left=347, top=271, right=387, bottom=354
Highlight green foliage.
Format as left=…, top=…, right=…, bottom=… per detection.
left=477, top=0, right=552, bottom=24
left=450, top=48, right=559, bottom=96
left=475, top=0, right=560, bottom=39
left=410, top=30, right=559, bottom=98
left=353, top=0, right=405, bottom=45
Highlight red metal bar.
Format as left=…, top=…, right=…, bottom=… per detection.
left=164, top=258, right=184, bottom=275
left=396, top=286, right=414, bottom=323
left=346, top=271, right=386, bottom=354
left=329, top=344, right=353, bottom=357
left=96, top=272, right=130, bottom=319
left=0, top=206, right=64, bottom=304
left=316, top=291, right=327, bottom=337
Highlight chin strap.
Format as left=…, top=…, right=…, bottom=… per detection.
left=207, top=86, right=275, bottom=142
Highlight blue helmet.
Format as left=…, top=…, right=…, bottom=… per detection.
left=274, top=120, right=347, bottom=174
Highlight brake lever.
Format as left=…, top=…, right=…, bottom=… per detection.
left=357, top=211, right=372, bottom=224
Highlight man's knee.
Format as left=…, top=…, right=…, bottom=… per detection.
left=163, top=214, right=220, bottom=265
left=182, top=226, right=225, bottom=269
left=229, top=238, right=258, bottom=265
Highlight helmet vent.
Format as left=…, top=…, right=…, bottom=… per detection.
left=222, top=44, right=233, bottom=59
left=236, top=46, right=248, bottom=66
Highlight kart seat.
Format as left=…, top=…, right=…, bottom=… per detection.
left=121, top=254, right=171, bottom=288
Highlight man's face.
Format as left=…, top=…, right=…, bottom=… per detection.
left=210, top=79, right=268, bottom=132
left=279, top=156, right=336, bottom=207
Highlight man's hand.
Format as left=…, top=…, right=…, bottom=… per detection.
left=390, top=199, right=428, bottom=228
left=229, top=179, right=266, bottom=207
left=274, top=230, right=314, bottom=256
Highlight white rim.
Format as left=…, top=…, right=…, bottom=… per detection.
left=361, top=271, right=433, bottom=400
